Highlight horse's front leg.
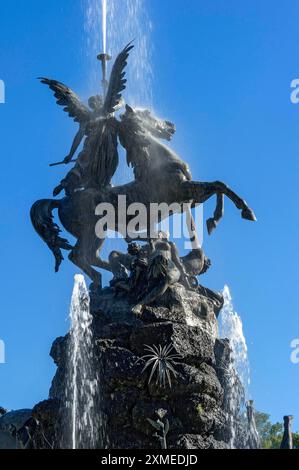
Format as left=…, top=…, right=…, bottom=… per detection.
left=213, top=181, right=257, bottom=221
left=206, top=193, right=224, bottom=235
left=180, top=181, right=225, bottom=234
left=181, top=180, right=256, bottom=233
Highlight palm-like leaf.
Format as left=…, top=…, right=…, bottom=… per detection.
left=140, top=343, right=181, bottom=388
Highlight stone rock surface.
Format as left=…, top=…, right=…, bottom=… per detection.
left=11, top=282, right=249, bottom=449
left=0, top=409, right=33, bottom=449
left=169, top=434, right=228, bottom=449
left=34, top=284, right=235, bottom=449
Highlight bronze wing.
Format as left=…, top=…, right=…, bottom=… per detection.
left=103, top=42, right=134, bottom=115
left=39, top=78, right=91, bottom=123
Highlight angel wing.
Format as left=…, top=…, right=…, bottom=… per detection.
left=39, top=78, right=91, bottom=124
left=103, top=42, right=134, bottom=115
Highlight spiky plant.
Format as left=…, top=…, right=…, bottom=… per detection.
left=140, top=343, right=181, bottom=388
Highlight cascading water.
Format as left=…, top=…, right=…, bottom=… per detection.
left=83, top=0, right=153, bottom=108
left=220, top=285, right=250, bottom=395
left=102, top=0, right=107, bottom=54
left=219, top=285, right=252, bottom=448
left=64, top=275, right=103, bottom=449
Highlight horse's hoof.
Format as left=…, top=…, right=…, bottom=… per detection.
left=242, top=208, right=257, bottom=222
left=207, top=218, right=217, bottom=235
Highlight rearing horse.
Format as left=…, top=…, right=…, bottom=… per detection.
left=31, top=46, right=256, bottom=289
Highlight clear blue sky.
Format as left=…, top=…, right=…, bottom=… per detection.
left=0, top=0, right=298, bottom=430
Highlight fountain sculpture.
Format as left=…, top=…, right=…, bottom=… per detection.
left=1, top=1, right=260, bottom=450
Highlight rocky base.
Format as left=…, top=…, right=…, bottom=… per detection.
left=49, top=283, right=233, bottom=449
left=0, top=282, right=247, bottom=449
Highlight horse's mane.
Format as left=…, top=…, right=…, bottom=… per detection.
left=119, top=105, right=191, bottom=181
left=132, top=108, right=176, bottom=141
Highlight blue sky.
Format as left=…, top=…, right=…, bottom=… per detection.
left=0, top=0, right=298, bottom=431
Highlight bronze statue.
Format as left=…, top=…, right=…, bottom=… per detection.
left=109, top=243, right=149, bottom=299
left=131, top=231, right=190, bottom=315
left=39, top=45, right=132, bottom=195
left=108, top=235, right=223, bottom=317
left=31, top=43, right=256, bottom=290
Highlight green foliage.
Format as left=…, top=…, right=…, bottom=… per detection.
left=255, top=411, right=299, bottom=449
left=195, top=404, right=204, bottom=416
left=293, top=433, right=299, bottom=449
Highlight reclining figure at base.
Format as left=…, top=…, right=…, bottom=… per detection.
left=108, top=232, right=223, bottom=316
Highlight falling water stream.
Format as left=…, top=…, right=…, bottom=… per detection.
left=220, top=285, right=250, bottom=395
left=65, top=275, right=102, bottom=449
left=219, top=285, right=252, bottom=448
left=83, top=0, right=153, bottom=108
left=102, top=0, right=107, bottom=54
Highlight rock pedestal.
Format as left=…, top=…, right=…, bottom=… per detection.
left=38, top=283, right=238, bottom=449
left=0, top=281, right=252, bottom=449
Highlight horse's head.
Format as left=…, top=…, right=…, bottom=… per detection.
left=121, top=105, right=176, bottom=141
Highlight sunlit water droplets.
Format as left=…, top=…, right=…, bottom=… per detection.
left=64, top=275, right=104, bottom=449
left=219, top=285, right=250, bottom=396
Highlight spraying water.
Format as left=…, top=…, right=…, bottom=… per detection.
left=65, top=275, right=102, bottom=449
left=102, top=0, right=107, bottom=54
left=106, top=0, right=153, bottom=107
left=83, top=0, right=153, bottom=108
left=219, top=285, right=250, bottom=397
left=219, top=285, right=251, bottom=448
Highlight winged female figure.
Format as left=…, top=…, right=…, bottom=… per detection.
left=39, top=42, right=133, bottom=197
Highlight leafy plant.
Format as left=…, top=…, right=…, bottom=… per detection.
left=140, top=343, right=181, bottom=388
left=255, top=411, right=299, bottom=449
left=147, top=409, right=170, bottom=449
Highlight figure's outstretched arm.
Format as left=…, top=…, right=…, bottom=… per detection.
left=64, top=125, right=86, bottom=163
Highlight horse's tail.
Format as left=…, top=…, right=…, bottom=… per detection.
left=30, top=199, right=73, bottom=273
